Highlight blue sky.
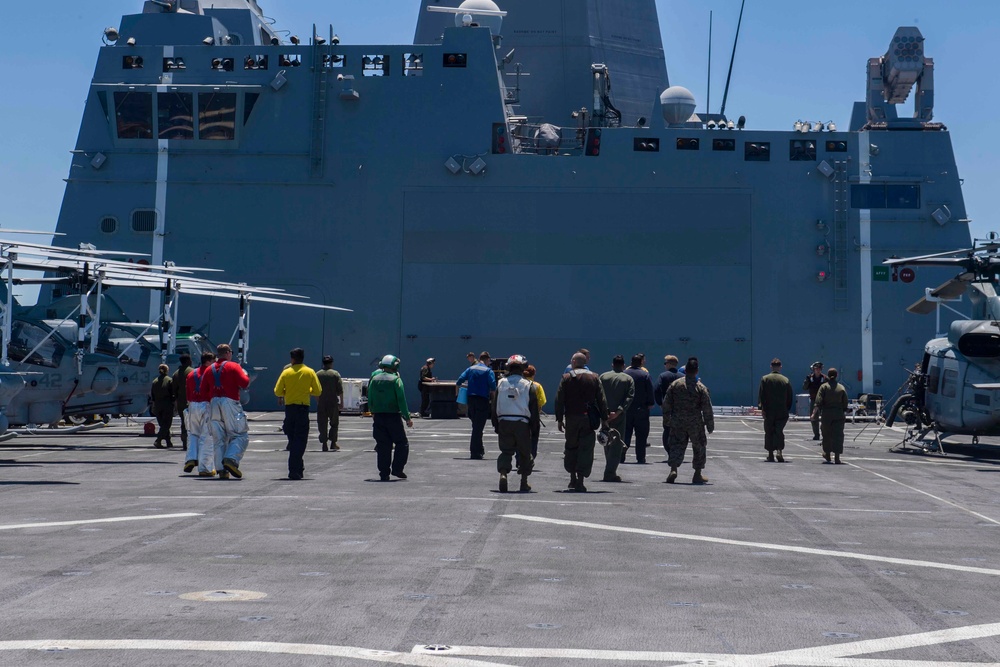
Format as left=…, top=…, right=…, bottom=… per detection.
left=2, top=1, right=999, bottom=241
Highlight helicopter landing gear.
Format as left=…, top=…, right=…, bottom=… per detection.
left=894, top=421, right=948, bottom=456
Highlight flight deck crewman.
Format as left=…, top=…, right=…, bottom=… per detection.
left=490, top=355, right=539, bottom=493
left=803, top=361, right=827, bottom=441
left=172, top=354, right=194, bottom=451
left=623, top=354, right=655, bottom=464
left=758, top=358, right=793, bottom=462
left=456, top=352, right=497, bottom=460
left=205, top=343, right=251, bottom=480
left=555, top=352, right=608, bottom=492
left=368, top=355, right=412, bottom=481
left=664, top=357, right=714, bottom=485
left=185, top=351, right=215, bottom=476
left=316, top=355, right=343, bottom=451
left=599, top=355, right=634, bottom=482
left=150, top=364, right=174, bottom=449
left=812, top=367, right=848, bottom=465
left=274, top=348, right=322, bottom=480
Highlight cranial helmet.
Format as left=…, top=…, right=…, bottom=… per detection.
left=507, top=354, right=527, bottom=366
left=379, top=354, right=400, bottom=371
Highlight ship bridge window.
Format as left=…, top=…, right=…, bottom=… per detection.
left=851, top=184, right=920, bottom=209
left=279, top=54, right=302, bottom=68
left=198, top=92, right=237, bottom=140
left=676, top=138, right=699, bottom=151
left=633, top=138, right=660, bottom=152
left=744, top=142, right=770, bottom=161
left=713, top=138, right=735, bottom=151
left=443, top=53, right=467, bottom=68
left=403, top=53, right=423, bottom=76
left=9, top=321, right=63, bottom=368
left=362, top=55, right=389, bottom=77
left=790, top=140, right=816, bottom=161
left=162, top=57, right=186, bottom=72
left=826, top=140, right=848, bottom=152
left=122, top=55, right=144, bottom=70
left=158, top=92, right=194, bottom=140
left=211, top=58, right=235, bottom=72
left=114, top=91, right=153, bottom=139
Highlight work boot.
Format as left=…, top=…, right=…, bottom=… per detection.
left=766, top=452, right=775, bottom=462
left=183, top=460, right=197, bottom=473
left=692, top=469, right=708, bottom=485
left=519, top=474, right=531, bottom=492
left=568, top=473, right=578, bottom=489
left=222, top=458, right=243, bottom=479
left=574, top=476, right=587, bottom=493
left=218, top=471, right=231, bottom=480
left=834, top=454, right=842, bottom=465
left=166, top=441, right=174, bottom=448
left=776, top=452, right=785, bottom=463
left=153, top=440, right=164, bottom=449
left=331, top=442, right=341, bottom=451
left=322, top=443, right=329, bottom=452
left=603, top=475, right=622, bottom=482
left=823, top=452, right=831, bottom=463
left=392, top=470, right=407, bottom=479
left=499, top=473, right=508, bottom=493
left=198, top=470, right=215, bottom=477
left=812, top=435, right=820, bottom=441
left=666, top=467, right=678, bottom=484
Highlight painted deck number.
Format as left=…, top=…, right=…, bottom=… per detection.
left=872, top=266, right=889, bottom=282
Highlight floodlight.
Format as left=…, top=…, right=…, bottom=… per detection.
left=104, top=27, right=120, bottom=43
left=462, top=14, right=473, bottom=27
left=826, top=121, right=837, bottom=132
left=290, top=35, right=300, bottom=45
left=737, top=115, right=746, bottom=129
left=126, top=37, right=136, bottom=46
left=332, top=35, right=340, bottom=45
left=203, top=36, right=214, bottom=45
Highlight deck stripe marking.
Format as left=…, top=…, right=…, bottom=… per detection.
left=0, top=640, right=509, bottom=666
left=503, top=514, right=1000, bottom=576
left=845, top=460, right=1000, bottom=526
left=454, top=497, right=616, bottom=505
left=0, top=513, right=202, bottom=531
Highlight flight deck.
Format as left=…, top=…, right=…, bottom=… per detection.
left=1, top=415, right=999, bottom=666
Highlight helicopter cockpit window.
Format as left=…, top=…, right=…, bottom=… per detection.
left=941, top=369, right=958, bottom=398
left=927, top=365, right=940, bottom=394
left=97, top=325, right=152, bottom=367
left=9, top=321, right=64, bottom=368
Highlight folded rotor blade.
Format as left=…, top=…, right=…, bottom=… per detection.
left=883, top=248, right=975, bottom=265
left=906, top=277, right=968, bottom=314
left=180, top=288, right=351, bottom=312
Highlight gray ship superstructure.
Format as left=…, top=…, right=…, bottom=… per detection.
left=48, top=0, right=971, bottom=408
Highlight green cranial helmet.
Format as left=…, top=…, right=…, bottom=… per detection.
left=379, top=354, right=400, bottom=371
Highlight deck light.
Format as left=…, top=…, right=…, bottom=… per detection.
left=737, top=115, right=746, bottom=129
left=104, top=27, right=119, bottom=43
left=126, top=37, right=136, bottom=46
left=290, top=35, right=300, bottom=45
left=203, top=36, right=214, bottom=45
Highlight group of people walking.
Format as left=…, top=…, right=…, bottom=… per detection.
left=153, top=346, right=852, bottom=487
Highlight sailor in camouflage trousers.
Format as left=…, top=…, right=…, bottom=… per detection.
left=663, top=357, right=715, bottom=485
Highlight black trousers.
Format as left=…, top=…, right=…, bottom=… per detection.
left=623, top=407, right=651, bottom=463
left=154, top=405, right=174, bottom=444
left=373, top=412, right=409, bottom=475
left=466, top=395, right=490, bottom=457
left=284, top=404, right=310, bottom=478
left=419, top=389, right=431, bottom=416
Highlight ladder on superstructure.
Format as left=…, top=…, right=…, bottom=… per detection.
left=310, top=35, right=330, bottom=179
left=832, top=161, right=849, bottom=311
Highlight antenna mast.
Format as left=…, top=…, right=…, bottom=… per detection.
left=720, top=0, right=746, bottom=118
left=706, top=11, right=712, bottom=116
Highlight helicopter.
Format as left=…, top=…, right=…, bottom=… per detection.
left=883, top=234, right=1000, bottom=454
left=0, top=238, right=351, bottom=433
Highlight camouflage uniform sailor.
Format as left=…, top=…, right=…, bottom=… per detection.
left=555, top=352, right=608, bottom=492
left=758, top=357, right=793, bottom=462
left=316, top=355, right=343, bottom=451
left=812, top=367, right=848, bottom=464
left=599, top=355, right=634, bottom=482
left=663, top=357, right=714, bottom=485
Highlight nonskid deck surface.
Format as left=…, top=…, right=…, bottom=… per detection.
left=1, top=415, right=999, bottom=666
